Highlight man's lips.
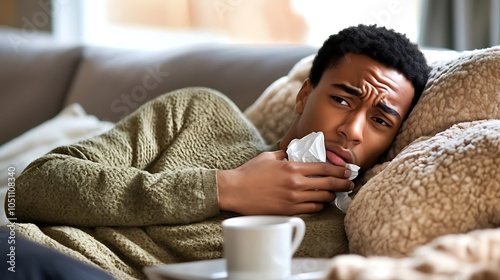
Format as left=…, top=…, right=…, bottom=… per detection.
left=325, top=144, right=354, bottom=166
left=326, top=150, right=347, bottom=166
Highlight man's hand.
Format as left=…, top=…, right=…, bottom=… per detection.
left=217, top=150, right=354, bottom=216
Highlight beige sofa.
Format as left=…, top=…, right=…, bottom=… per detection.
left=0, top=27, right=317, bottom=145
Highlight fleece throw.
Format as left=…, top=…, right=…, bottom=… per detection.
left=245, top=46, right=500, bottom=279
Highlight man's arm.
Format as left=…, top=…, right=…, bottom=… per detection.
left=14, top=113, right=220, bottom=227
left=14, top=88, right=256, bottom=227
left=15, top=148, right=219, bottom=227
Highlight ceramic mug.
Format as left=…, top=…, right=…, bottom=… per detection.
left=222, top=216, right=306, bottom=280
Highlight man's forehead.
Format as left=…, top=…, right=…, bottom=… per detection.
left=326, top=55, right=415, bottom=117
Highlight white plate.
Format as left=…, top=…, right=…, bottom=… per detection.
left=143, top=258, right=330, bottom=280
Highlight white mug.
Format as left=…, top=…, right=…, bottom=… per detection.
left=222, top=216, right=306, bottom=280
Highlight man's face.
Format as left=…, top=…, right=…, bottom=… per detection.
left=282, top=54, right=414, bottom=171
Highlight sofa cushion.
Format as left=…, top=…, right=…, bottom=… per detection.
left=385, top=46, right=500, bottom=161
left=244, top=54, right=313, bottom=144
left=64, top=44, right=317, bottom=122
left=0, top=28, right=82, bottom=145
left=345, top=46, right=500, bottom=257
left=346, top=119, right=500, bottom=257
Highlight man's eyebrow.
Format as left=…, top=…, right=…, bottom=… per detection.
left=332, top=83, right=402, bottom=120
left=378, top=102, right=402, bottom=121
left=332, top=84, right=362, bottom=96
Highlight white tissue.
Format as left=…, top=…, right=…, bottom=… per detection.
left=287, top=132, right=326, bottom=163
left=286, top=132, right=360, bottom=213
left=334, top=163, right=360, bottom=212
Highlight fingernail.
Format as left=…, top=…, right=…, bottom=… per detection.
left=350, top=182, right=355, bottom=190
left=344, top=169, right=351, bottom=178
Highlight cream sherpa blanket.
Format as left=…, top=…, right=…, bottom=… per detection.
left=246, top=46, right=500, bottom=279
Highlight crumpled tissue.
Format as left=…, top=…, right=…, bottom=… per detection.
left=286, top=132, right=360, bottom=213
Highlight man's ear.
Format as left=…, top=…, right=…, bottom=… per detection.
left=295, top=79, right=312, bottom=114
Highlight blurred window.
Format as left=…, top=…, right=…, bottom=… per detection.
left=52, top=0, right=422, bottom=49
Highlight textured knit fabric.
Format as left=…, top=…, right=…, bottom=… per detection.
left=245, top=55, right=313, bottom=145
left=11, top=87, right=348, bottom=280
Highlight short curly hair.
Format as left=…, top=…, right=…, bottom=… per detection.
left=309, top=24, right=431, bottom=116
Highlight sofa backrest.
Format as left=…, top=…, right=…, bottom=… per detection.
left=63, top=44, right=317, bottom=122
left=0, top=27, right=82, bottom=145
left=0, top=26, right=317, bottom=145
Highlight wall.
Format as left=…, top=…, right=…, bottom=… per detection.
left=0, top=0, right=16, bottom=27
left=0, top=0, right=52, bottom=32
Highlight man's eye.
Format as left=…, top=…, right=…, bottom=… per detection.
left=372, top=117, right=390, bottom=127
left=331, top=96, right=349, bottom=106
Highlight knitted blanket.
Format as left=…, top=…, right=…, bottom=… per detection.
left=11, top=87, right=349, bottom=279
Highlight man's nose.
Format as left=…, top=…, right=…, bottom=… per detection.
left=338, top=111, right=365, bottom=144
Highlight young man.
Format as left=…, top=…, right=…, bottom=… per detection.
left=11, top=25, right=430, bottom=279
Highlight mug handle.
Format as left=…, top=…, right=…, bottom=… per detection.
left=289, top=217, right=306, bottom=256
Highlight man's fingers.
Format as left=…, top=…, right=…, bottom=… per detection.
left=298, top=190, right=337, bottom=203
left=264, top=151, right=351, bottom=180
left=288, top=202, right=326, bottom=215
left=266, top=150, right=288, bottom=160
left=295, top=161, right=351, bottom=179
left=302, top=176, right=354, bottom=192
